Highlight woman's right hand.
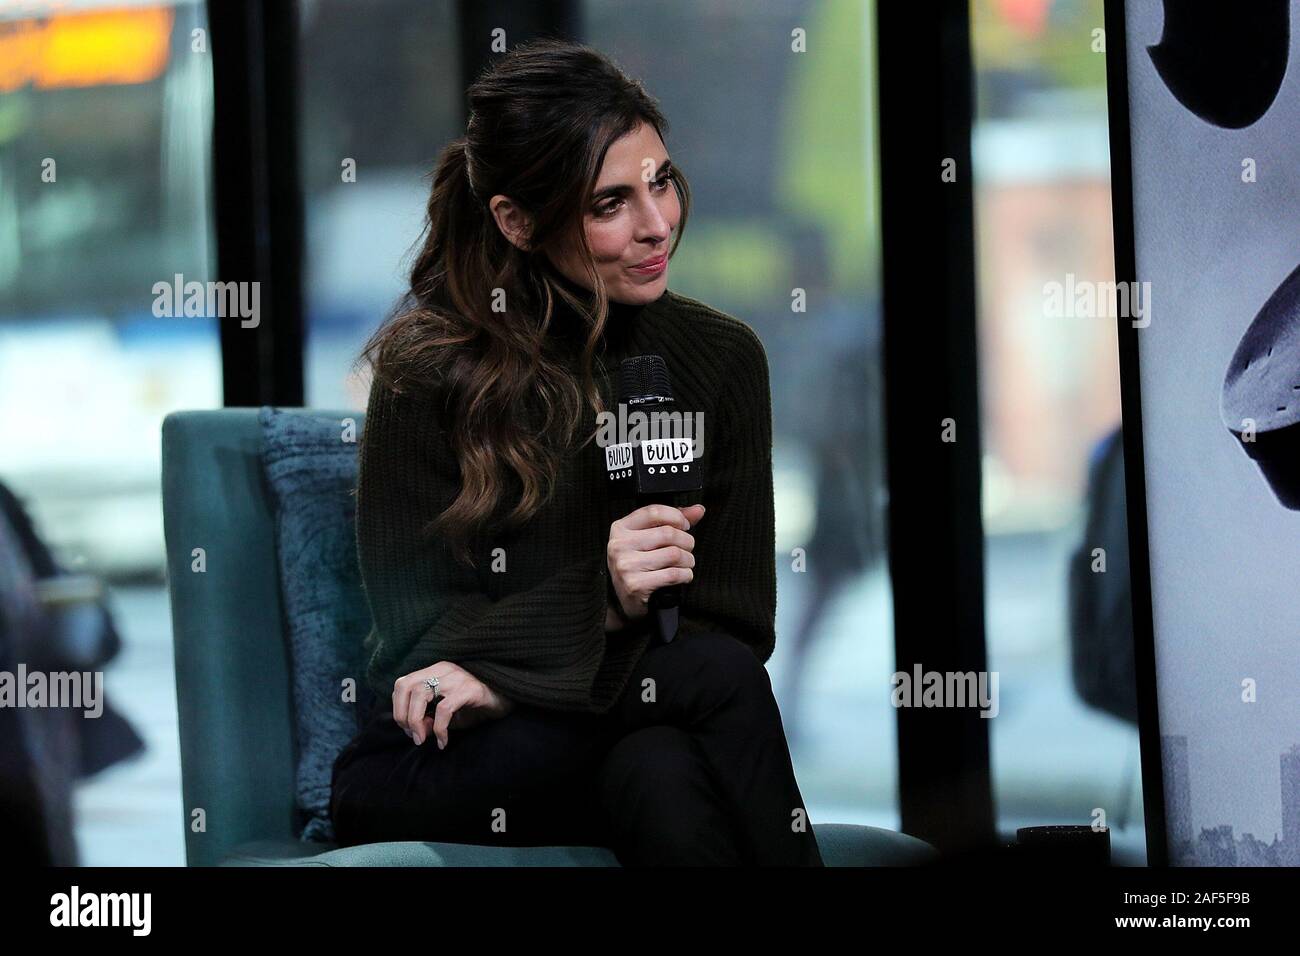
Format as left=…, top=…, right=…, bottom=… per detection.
left=607, top=502, right=705, bottom=622
left=392, top=660, right=514, bottom=749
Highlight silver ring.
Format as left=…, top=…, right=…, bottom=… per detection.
left=424, top=675, right=440, bottom=697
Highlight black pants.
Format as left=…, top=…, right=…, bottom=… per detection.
left=330, top=628, right=824, bottom=866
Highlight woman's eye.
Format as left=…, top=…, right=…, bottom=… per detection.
left=594, top=176, right=671, bottom=217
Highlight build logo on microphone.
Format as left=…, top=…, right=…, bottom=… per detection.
left=598, top=402, right=705, bottom=481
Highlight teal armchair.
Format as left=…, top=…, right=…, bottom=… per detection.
left=161, top=408, right=938, bottom=866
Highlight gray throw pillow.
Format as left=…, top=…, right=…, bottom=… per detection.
left=257, top=406, right=372, bottom=842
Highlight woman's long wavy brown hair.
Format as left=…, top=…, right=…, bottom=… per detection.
left=355, top=38, right=691, bottom=567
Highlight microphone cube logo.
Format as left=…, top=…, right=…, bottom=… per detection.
left=604, top=436, right=696, bottom=480
left=599, top=404, right=704, bottom=491
left=641, top=436, right=694, bottom=467
left=606, top=441, right=636, bottom=480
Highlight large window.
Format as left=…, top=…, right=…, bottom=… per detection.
left=298, top=0, right=461, bottom=410
left=970, top=0, right=1145, bottom=861
left=0, top=0, right=217, bottom=864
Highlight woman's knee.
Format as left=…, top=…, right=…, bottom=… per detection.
left=623, top=631, right=779, bottom=728
left=677, top=631, right=775, bottom=705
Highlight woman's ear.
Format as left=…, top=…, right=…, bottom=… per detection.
left=488, top=195, right=533, bottom=251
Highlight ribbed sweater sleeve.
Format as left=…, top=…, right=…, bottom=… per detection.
left=392, top=555, right=653, bottom=713
left=673, top=322, right=778, bottom=664
left=356, top=377, right=653, bottom=713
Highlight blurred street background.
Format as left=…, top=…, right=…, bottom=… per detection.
left=1, top=0, right=1143, bottom=864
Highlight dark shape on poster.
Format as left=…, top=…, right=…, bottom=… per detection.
left=1221, top=261, right=1300, bottom=509
left=1147, top=0, right=1289, bottom=128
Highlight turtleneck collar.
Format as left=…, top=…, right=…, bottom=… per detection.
left=545, top=269, right=660, bottom=360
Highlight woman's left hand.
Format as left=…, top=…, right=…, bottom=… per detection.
left=392, top=660, right=515, bottom=748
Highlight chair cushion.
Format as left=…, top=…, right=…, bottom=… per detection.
left=219, top=824, right=938, bottom=866
left=812, top=822, right=939, bottom=866
left=257, top=407, right=372, bottom=842
left=220, top=839, right=621, bottom=867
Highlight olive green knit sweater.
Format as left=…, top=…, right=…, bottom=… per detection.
left=356, top=287, right=777, bottom=714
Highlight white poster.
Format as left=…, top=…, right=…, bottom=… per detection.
left=1123, top=0, right=1300, bottom=866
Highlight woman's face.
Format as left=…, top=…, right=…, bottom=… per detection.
left=548, top=122, right=680, bottom=305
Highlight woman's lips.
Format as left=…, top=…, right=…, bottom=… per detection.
left=630, top=254, right=667, bottom=275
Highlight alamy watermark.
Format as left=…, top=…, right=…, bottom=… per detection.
left=890, top=663, right=999, bottom=718
left=152, top=273, right=260, bottom=328
left=1043, top=273, right=1151, bottom=328
left=0, top=665, right=103, bottom=718
left=50, top=886, right=150, bottom=935
left=596, top=402, right=705, bottom=457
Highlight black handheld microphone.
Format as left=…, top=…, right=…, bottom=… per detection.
left=607, top=354, right=704, bottom=643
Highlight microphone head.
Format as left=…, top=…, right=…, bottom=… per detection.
left=618, top=354, right=674, bottom=405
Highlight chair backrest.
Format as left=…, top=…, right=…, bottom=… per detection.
left=161, top=408, right=362, bottom=866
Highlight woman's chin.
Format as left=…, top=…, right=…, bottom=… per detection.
left=619, top=272, right=668, bottom=301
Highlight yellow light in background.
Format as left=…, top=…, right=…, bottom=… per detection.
left=0, top=7, right=174, bottom=93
